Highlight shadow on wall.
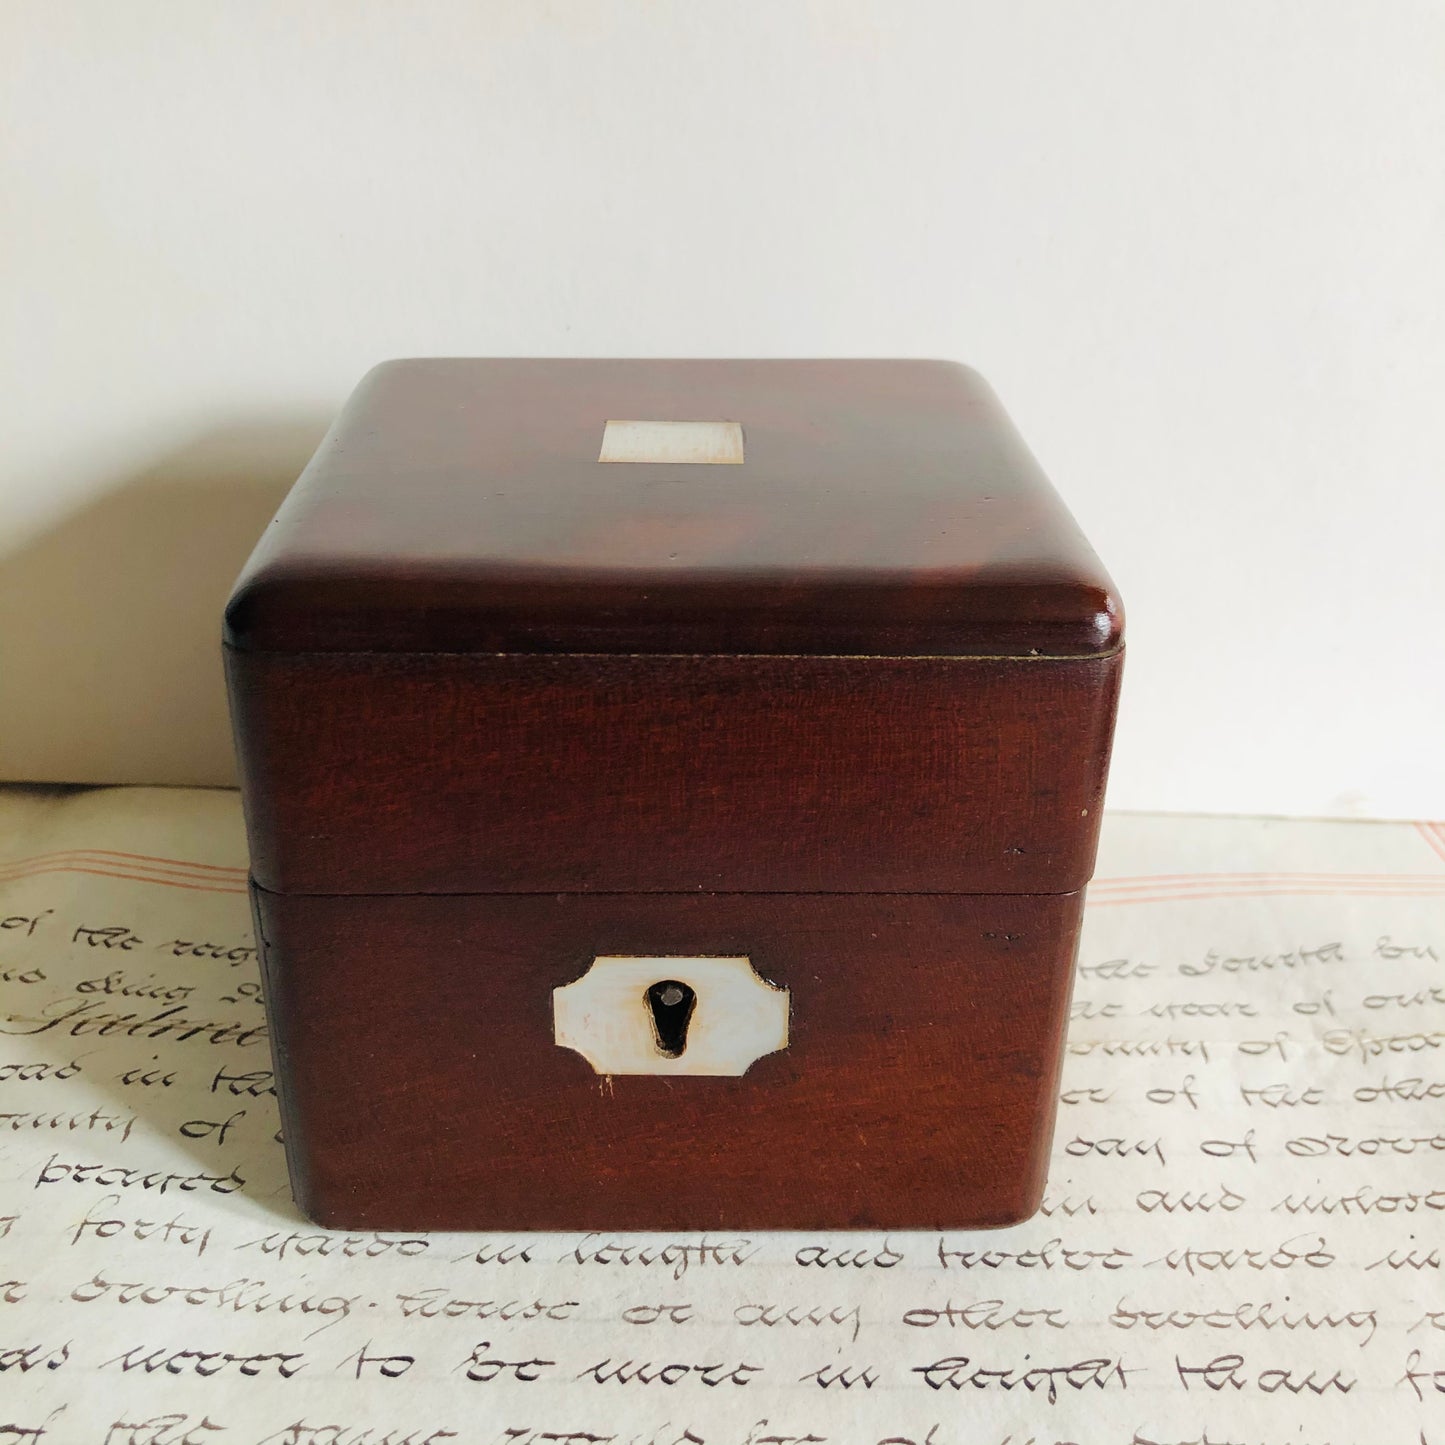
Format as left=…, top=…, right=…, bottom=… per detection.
left=0, top=420, right=328, bottom=787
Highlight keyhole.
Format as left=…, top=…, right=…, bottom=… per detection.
left=646, top=979, right=697, bottom=1058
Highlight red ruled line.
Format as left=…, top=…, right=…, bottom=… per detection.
left=0, top=827, right=1441, bottom=901
left=0, top=848, right=247, bottom=883
left=1415, top=820, right=1445, bottom=865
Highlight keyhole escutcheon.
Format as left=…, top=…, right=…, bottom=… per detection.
left=553, top=955, right=788, bottom=1076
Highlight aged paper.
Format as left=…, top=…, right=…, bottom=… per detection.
left=2, top=787, right=1443, bottom=1444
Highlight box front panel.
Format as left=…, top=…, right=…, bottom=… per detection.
left=252, top=886, right=1082, bottom=1232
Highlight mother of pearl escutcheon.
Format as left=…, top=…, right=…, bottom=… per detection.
left=553, top=955, right=789, bottom=1076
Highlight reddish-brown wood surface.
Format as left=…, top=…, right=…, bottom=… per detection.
left=252, top=885, right=1082, bottom=1231
left=223, top=358, right=1121, bottom=659
left=224, top=357, right=1123, bottom=1230
left=227, top=650, right=1122, bottom=897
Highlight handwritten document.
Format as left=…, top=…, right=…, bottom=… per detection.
left=2, top=786, right=1443, bottom=1444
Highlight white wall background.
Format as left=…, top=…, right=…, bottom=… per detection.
left=3, top=1, right=1443, bottom=817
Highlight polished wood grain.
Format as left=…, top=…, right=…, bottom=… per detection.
left=224, top=357, right=1124, bottom=1231
left=223, top=359, right=1121, bottom=659
left=226, top=649, right=1122, bottom=897
left=252, top=885, right=1082, bottom=1231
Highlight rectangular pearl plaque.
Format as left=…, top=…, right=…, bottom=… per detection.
left=598, top=419, right=745, bottom=465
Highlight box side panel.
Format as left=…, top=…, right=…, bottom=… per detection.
left=226, top=649, right=1122, bottom=896
left=252, top=885, right=1082, bottom=1232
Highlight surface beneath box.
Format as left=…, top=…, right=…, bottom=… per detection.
left=1, top=786, right=1441, bottom=1440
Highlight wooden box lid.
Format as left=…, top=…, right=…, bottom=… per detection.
left=224, top=359, right=1121, bottom=659
left=224, top=360, right=1123, bottom=897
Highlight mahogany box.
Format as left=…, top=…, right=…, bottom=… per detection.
left=223, top=358, right=1123, bottom=1231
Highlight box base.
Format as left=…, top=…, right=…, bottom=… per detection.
left=251, top=885, right=1081, bottom=1231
